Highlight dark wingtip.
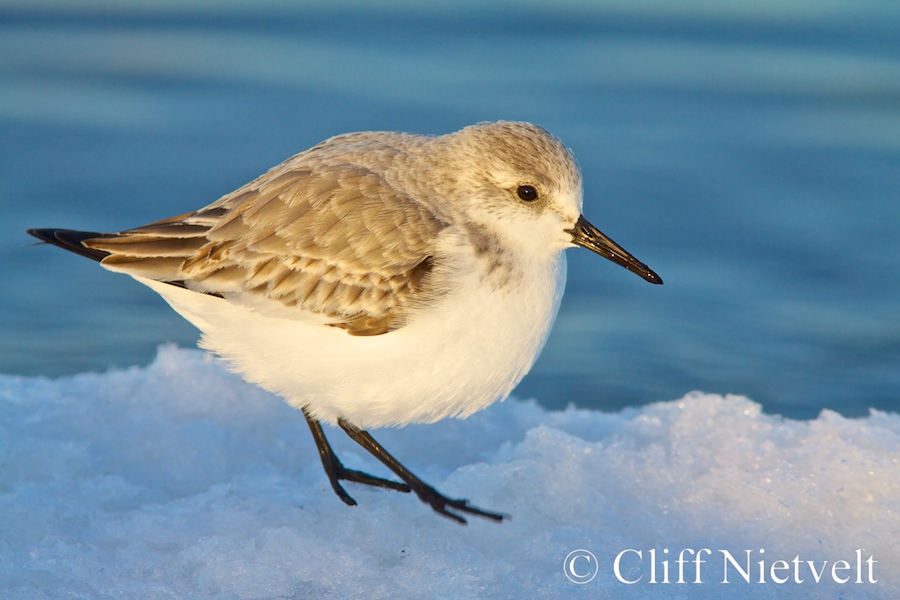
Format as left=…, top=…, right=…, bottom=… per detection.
left=26, top=228, right=112, bottom=262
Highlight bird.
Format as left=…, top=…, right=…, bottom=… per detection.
left=27, top=121, right=662, bottom=524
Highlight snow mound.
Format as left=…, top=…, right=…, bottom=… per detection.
left=1, top=346, right=897, bottom=598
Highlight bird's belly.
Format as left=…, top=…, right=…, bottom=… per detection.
left=139, top=255, right=565, bottom=428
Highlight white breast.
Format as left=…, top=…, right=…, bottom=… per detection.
left=137, top=246, right=567, bottom=429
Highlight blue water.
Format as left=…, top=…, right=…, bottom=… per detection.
left=2, top=1, right=898, bottom=419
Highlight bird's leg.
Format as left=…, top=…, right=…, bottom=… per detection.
left=303, top=409, right=410, bottom=505
left=338, top=418, right=506, bottom=525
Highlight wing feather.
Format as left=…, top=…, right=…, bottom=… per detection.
left=83, top=160, right=447, bottom=335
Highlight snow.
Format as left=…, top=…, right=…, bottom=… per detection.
left=1, top=345, right=897, bottom=599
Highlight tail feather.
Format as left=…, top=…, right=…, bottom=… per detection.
left=26, top=228, right=215, bottom=295
left=26, top=228, right=114, bottom=262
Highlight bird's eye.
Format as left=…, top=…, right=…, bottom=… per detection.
left=517, top=185, right=538, bottom=202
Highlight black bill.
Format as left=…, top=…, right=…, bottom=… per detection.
left=567, top=215, right=663, bottom=285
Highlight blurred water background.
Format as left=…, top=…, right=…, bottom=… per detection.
left=2, top=0, right=898, bottom=419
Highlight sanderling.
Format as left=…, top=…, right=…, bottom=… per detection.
left=28, top=121, right=661, bottom=524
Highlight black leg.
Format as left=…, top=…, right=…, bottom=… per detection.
left=303, top=408, right=410, bottom=505
left=338, top=418, right=506, bottom=525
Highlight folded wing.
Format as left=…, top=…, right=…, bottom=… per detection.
left=52, top=162, right=446, bottom=336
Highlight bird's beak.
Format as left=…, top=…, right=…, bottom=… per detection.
left=567, top=215, right=663, bottom=284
